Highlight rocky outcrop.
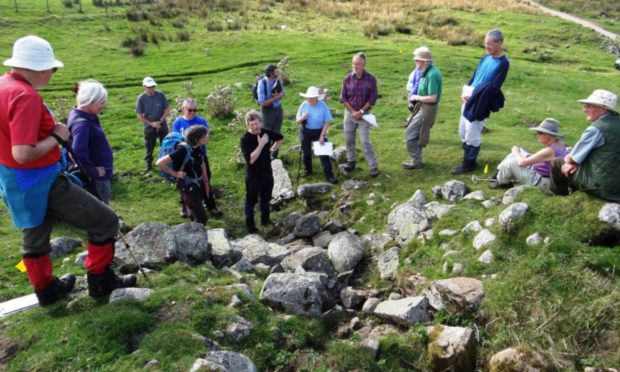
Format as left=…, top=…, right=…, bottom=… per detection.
left=426, top=325, right=476, bottom=372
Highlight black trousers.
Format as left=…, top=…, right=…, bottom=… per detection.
left=179, top=182, right=207, bottom=225
left=301, top=127, right=333, bottom=177
left=244, top=174, right=274, bottom=224
left=143, top=124, right=169, bottom=167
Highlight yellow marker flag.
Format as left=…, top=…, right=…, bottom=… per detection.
left=483, top=164, right=489, bottom=174
left=15, top=259, right=27, bottom=273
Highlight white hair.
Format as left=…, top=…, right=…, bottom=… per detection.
left=76, top=79, right=107, bottom=107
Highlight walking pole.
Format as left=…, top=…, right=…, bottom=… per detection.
left=51, top=133, right=151, bottom=284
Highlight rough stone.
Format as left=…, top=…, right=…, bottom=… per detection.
left=526, top=232, right=543, bottom=246
left=281, top=212, right=302, bottom=231
left=499, top=202, right=529, bottom=231
left=473, top=229, right=496, bottom=250
left=362, top=232, right=393, bottom=254
left=321, top=305, right=344, bottom=329
left=462, top=220, right=483, bottom=237
left=424, top=201, right=456, bottom=220
left=172, top=222, right=210, bottom=264
left=208, top=228, right=235, bottom=267
left=340, top=287, right=364, bottom=309
left=297, top=183, right=333, bottom=199
left=431, top=185, right=442, bottom=197
left=362, top=298, right=381, bottom=314
left=259, top=272, right=328, bottom=316
left=109, top=288, right=153, bottom=303
left=599, top=203, right=620, bottom=231
left=463, top=190, right=485, bottom=201
left=280, top=247, right=336, bottom=276
left=50, top=237, right=82, bottom=258
left=75, top=251, right=88, bottom=267
left=324, top=219, right=345, bottom=234
left=331, top=145, right=347, bottom=163
left=452, top=263, right=464, bottom=276
left=327, top=232, right=365, bottom=273
left=502, top=185, right=527, bottom=205
left=342, top=179, right=367, bottom=191
left=484, top=218, right=495, bottom=227
left=439, top=229, right=458, bottom=237
left=482, top=200, right=495, bottom=208
left=361, top=338, right=380, bottom=360
left=231, top=235, right=289, bottom=267
left=114, top=222, right=177, bottom=268
left=377, top=247, right=400, bottom=280
left=388, top=292, right=402, bottom=300
left=373, top=296, right=430, bottom=326
left=231, top=258, right=253, bottom=272
left=441, top=180, right=468, bottom=202
left=190, top=351, right=256, bottom=372
left=271, top=159, right=295, bottom=205
left=294, top=212, right=322, bottom=238
left=229, top=295, right=243, bottom=308
left=408, top=189, right=427, bottom=206
left=387, top=202, right=431, bottom=244
left=224, top=284, right=257, bottom=301
left=488, top=347, right=554, bottom=372
left=312, top=230, right=334, bottom=248
left=478, top=250, right=493, bottom=264
left=225, top=316, right=253, bottom=342
left=425, top=277, right=485, bottom=316
left=426, top=325, right=476, bottom=372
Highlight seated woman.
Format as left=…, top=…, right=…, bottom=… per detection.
left=491, top=118, right=568, bottom=189
left=296, top=86, right=337, bottom=184
left=156, top=125, right=210, bottom=225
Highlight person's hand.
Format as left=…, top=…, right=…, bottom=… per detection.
left=561, top=163, right=577, bottom=177
left=52, top=124, right=70, bottom=142
left=176, top=170, right=187, bottom=179
left=96, top=166, right=106, bottom=177
left=352, top=111, right=363, bottom=120
left=461, top=95, right=470, bottom=103
left=274, top=92, right=284, bottom=100
left=319, top=135, right=325, bottom=146
left=152, top=121, right=161, bottom=130
left=409, top=95, right=419, bottom=102
left=258, top=133, right=269, bottom=146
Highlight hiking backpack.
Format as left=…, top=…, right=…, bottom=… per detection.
left=251, top=75, right=268, bottom=105
left=158, top=132, right=192, bottom=183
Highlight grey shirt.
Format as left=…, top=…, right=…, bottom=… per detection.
left=135, top=91, right=169, bottom=126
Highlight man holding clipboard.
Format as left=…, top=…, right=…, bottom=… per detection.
left=295, top=86, right=338, bottom=184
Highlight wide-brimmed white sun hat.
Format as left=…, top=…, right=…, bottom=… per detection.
left=577, top=89, right=617, bottom=114
left=3, top=35, right=63, bottom=72
left=413, top=46, right=432, bottom=62
left=142, top=76, right=157, bottom=87
left=299, top=86, right=324, bottom=100
left=528, top=118, right=564, bottom=137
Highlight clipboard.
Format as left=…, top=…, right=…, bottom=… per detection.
left=312, top=141, right=333, bottom=156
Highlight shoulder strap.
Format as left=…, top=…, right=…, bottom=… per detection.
left=179, top=142, right=193, bottom=169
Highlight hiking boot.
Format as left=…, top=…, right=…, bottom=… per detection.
left=88, top=267, right=137, bottom=298
left=210, top=205, right=223, bottom=217
left=246, top=217, right=258, bottom=234
left=402, top=162, right=424, bottom=170
left=35, top=273, right=76, bottom=306
left=302, top=170, right=313, bottom=178
left=450, top=163, right=476, bottom=175
left=261, top=218, right=273, bottom=227
left=370, top=168, right=380, bottom=177
left=179, top=208, right=188, bottom=218
left=327, top=175, right=338, bottom=184
left=343, top=162, right=356, bottom=172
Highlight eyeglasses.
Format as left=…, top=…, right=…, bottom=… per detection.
left=186, top=109, right=198, bottom=113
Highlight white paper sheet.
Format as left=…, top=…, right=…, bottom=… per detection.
left=312, top=141, right=333, bottom=156
left=362, top=113, right=378, bottom=127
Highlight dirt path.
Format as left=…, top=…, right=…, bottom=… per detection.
left=528, top=0, right=618, bottom=41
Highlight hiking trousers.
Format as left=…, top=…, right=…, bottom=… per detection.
left=343, top=111, right=378, bottom=170
left=143, top=123, right=169, bottom=167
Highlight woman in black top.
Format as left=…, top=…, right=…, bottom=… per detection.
left=240, top=110, right=284, bottom=233
left=157, top=125, right=209, bottom=225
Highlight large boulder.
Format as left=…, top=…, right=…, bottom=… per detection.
left=271, top=159, right=294, bottom=205
left=425, top=277, right=485, bottom=316
left=259, top=272, right=329, bottom=316
left=599, top=203, right=620, bottom=231
left=327, top=232, right=365, bottom=273
left=499, top=203, right=529, bottom=231
left=441, top=180, right=468, bottom=202
left=280, top=247, right=336, bottom=276
left=387, top=202, right=431, bottom=244
left=426, top=325, right=476, bottom=372
left=373, top=296, right=430, bottom=326
left=171, top=222, right=210, bottom=264
left=231, top=235, right=289, bottom=267
left=489, top=347, right=555, bottom=372
left=377, top=247, right=400, bottom=280
left=208, top=228, right=235, bottom=267
left=294, top=212, right=322, bottom=238
left=114, top=222, right=177, bottom=268
left=190, top=351, right=256, bottom=372
left=297, top=183, right=333, bottom=199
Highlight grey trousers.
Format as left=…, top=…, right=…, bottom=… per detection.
left=405, top=103, right=438, bottom=166
left=22, top=175, right=119, bottom=256
left=343, top=111, right=378, bottom=169
left=260, top=105, right=283, bottom=133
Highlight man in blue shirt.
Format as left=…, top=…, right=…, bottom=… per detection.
left=451, top=29, right=510, bottom=175
left=257, top=64, right=285, bottom=159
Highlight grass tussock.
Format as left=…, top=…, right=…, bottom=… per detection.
left=205, top=85, right=236, bottom=119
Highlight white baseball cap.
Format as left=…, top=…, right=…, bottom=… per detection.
left=578, top=89, right=618, bottom=114
left=142, top=76, right=157, bottom=87
left=3, top=35, right=63, bottom=72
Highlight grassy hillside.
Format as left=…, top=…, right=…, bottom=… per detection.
left=0, top=0, right=619, bottom=370
left=536, top=0, right=620, bottom=35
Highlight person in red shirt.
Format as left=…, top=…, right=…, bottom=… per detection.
left=0, top=35, right=135, bottom=306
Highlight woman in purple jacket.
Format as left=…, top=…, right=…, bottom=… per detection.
left=67, top=79, right=113, bottom=204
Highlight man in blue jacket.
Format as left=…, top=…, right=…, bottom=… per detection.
left=451, top=29, right=510, bottom=175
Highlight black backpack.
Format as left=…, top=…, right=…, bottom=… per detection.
left=251, top=75, right=268, bottom=105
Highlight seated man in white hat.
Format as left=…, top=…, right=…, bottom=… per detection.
left=549, top=89, right=620, bottom=202
left=489, top=118, right=567, bottom=189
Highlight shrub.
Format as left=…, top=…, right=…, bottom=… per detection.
left=176, top=30, right=191, bottom=42
left=363, top=21, right=379, bottom=39
left=277, top=56, right=290, bottom=84
left=205, top=85, right=236, bottom=119
left=126, top=7, right=146, bottom=22
left=172, top=20, right=185, bottom=29
left=206, top=20, right=224, bottom=32
left=120, top=37, right=139, bottom=48
left=62, top=0, right=73, bottom=8
left=131, top=43, right=145, bottom=57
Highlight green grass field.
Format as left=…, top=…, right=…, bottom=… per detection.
left=0, top=0, right=618, bottom=370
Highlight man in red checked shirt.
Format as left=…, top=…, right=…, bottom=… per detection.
left=340, top=52, right=380, bottom=177
left=0, top=35, right=135, bottom=306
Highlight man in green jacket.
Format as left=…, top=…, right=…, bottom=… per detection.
left=549, top=89, right=620, bottom=202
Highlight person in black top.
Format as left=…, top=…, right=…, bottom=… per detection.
left=240, top=110, right=284, bottom=233
left=156, top=125, right=209, bottom=225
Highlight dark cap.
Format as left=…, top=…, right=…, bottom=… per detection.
left=264, top=64, right=277, bottom=76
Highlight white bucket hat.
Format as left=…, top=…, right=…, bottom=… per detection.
left=528, top=118, right=564, bottom=137
left=578, top=89, right=617, bottom=114
left=299, top=86, right=324, bottom=100
left=142, top=76, right=157, bottom=87
left=413, top=46, right=432, bottom=62
left=3, top=35, right=63, bottom=72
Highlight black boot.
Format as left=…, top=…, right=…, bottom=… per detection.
left=451, top=145, right=479, bottom=175
left=87, top=267, right=137, bottom=298
left=35, top=273, right=76, bottom=306
left=343, top=161, right=356, bottom=172
left=245, top=216, right=258, bottom=234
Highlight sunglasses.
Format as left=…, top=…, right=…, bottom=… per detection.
left=186, top=109, right=198, bottom=113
